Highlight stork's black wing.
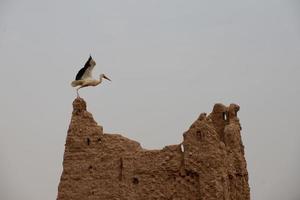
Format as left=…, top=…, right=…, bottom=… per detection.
left=75, top=66, right=88, bottom=80
left=75, top=56, right=95, bottom=80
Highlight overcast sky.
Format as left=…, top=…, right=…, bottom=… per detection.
left=0, top=0, right=300, bottom=200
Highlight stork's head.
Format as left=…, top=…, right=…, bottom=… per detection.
left=100, top=74, right=111, bottom=81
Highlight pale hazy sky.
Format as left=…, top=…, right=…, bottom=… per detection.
left=0, top=0, right=300, bottom=200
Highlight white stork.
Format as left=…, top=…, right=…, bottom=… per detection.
left=71, top=55, right=111, bottom=97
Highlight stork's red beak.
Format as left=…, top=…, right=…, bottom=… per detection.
left=103, top=75, right=111, bottom=81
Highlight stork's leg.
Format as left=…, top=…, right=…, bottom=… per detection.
left=76, top=84, right=87, bottom=98
left=76, top=87, right=81, bottom=97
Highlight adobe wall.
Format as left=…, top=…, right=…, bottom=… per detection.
left=57, top=98, right=250, bottom=200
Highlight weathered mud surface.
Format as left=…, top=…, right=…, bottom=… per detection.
left=57, top=98, right=250, bottom=200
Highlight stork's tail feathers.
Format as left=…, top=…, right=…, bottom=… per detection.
left=71, top=80, right=81, bottom=87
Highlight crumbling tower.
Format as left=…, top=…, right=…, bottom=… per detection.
left=57, top=98, right=250, bottom=200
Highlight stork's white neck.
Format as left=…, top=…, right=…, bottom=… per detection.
left=99, top=74, right=104, bottom=82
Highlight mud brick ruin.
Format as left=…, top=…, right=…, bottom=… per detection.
left=57, top=98, right=250, bottom=200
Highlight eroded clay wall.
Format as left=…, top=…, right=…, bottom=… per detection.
left=57, top=98, right=250, bottom=200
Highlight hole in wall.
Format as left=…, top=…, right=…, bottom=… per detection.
left=223, top=112, right=227, bottom=121
left=132, top=177, right=139, bottom=185
left=86, top=138, right=90, bottom=145
left=180, top=144, right=185, bottom=153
